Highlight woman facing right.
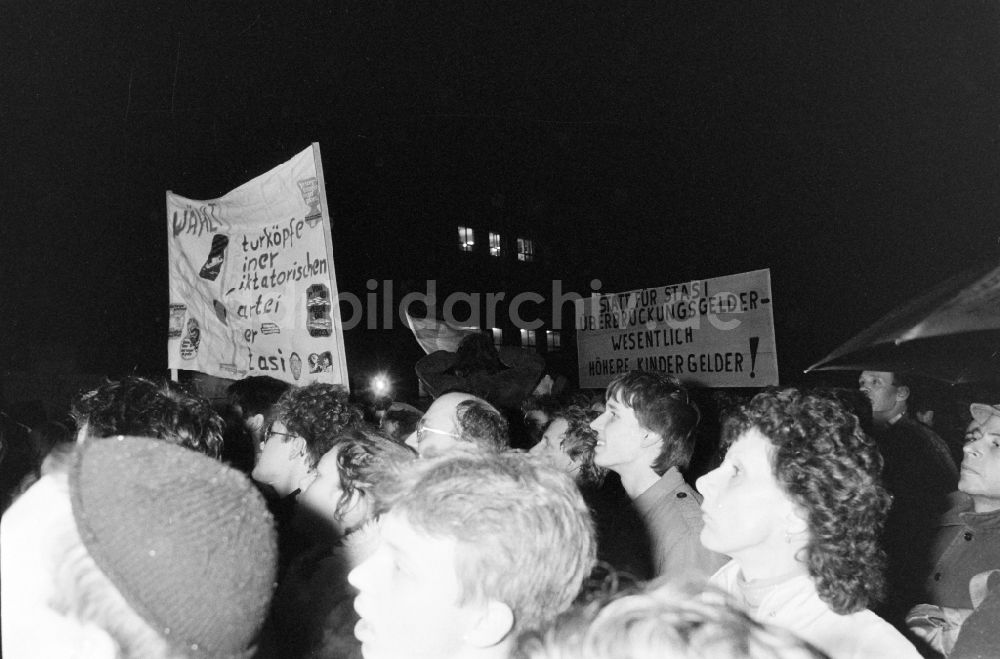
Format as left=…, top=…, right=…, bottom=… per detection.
left=696, top=388, right=920, bottom=659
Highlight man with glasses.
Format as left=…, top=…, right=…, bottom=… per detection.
left=250, top=383, right=363, bottom=578
left=252, top=383, right=362, bottom=499
left=406, top=392, right=509, bottom=457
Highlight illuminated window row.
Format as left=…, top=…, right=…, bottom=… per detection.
left=457, top=227, right=535, bottom=262
left=488, top=328, right=561, bottom=351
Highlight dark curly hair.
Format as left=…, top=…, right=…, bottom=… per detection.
left=549, top=405, right=607, bottom=488
left=723, top=388, right=891, bottom=614
left=331, top=428, right=417, bottom=520
left=71, top=377, right=224, bottom=458
left=273, top=383, right=363, bottom=468
left=455, top=398, right=510, bottom=452
left=381, top=407, right=422, bottom=443
left=226, top=376, right=290, bottom=420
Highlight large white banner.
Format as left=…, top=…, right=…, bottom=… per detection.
left=576, top=269, right=778, bottom=389
left=167, top=144, right=348, bottom=387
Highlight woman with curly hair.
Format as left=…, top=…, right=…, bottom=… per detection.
left=695, top=388, right=919, bottom=659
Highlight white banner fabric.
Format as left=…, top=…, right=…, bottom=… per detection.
left=576, top=269, right=778, bottom=389
left=167, top=144, right=348, bottom=387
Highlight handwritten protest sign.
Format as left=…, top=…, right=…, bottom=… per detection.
left=167, top=144, right=348, bottom=387
left=576, top=269, right=778, bottom=388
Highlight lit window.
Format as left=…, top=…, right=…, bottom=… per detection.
left=520, top=329, right=536, bottom=348
left=489, top=232, right=502, bottom=257
left=546, top=330, right=561, bottom=351
left=517, top=237, right=535, bottom=262
left=491, top=327, right=503, bottom=347
left=458, top=226, right=475, bottom=252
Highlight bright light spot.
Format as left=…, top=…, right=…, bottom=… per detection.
left=371, top=373, right=391, bottom=396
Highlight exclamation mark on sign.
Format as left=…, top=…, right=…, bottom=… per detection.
left=749, top=337, right=760, bottom=378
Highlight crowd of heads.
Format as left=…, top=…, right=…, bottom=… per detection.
left=5, top=363, right=1000, bottom=658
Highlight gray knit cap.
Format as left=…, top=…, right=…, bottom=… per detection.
left=69, top=436, right=278, bottom=658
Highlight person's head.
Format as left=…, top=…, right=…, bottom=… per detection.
left=858, top=370, right=909, bottom=424
left=408, top=392, right=509, bottom=457
left=453, top=333, right=505, bottom=377
left=348, top=451, right=596, bottom=659
left=71, top=377, right=224, bottom=458
left=252, top=383, right=362, bottom=497
left=455, top=398, right=509, bottom=452
left=516, top=582, right=828, bottom=659
left=226, top=376, right=291, bottom=439
left=960, top=403, right=1000, bottom=513
left=697, top=388, right=890, bottom=614
left=380, top=407, right=422, bottom=443
left=521, top=395, right=563, bottom=445
left=589, top=371, right=699, bottom=477
left=530, top=406, right=606, bottom=488
left=300, top=428, right=417, bottom=537
left=1, top=436, right=277, bottom=659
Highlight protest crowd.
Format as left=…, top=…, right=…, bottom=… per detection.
left=3, top=332, right=1000, bottom=659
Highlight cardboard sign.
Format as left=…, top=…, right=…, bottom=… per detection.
left=576, top=269, right=778, bottom=388
left=167, top=144, right=348, bottom=387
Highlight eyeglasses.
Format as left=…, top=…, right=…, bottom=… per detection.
left=260, top=424, right=296, bottom=448
left=415, top=420, right=460, bottom=444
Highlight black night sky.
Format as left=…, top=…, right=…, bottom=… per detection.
left=2, top=1, right=999, bottom=386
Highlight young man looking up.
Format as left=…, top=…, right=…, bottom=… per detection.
left=348, top=451, right=595, bottom=659
left=590, top=370, right=726, bottom=580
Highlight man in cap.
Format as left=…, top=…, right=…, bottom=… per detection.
left=923, top=403, right=1000, bottom=610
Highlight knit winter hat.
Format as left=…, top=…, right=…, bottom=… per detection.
left=69, top=436, right=278, bottom=658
